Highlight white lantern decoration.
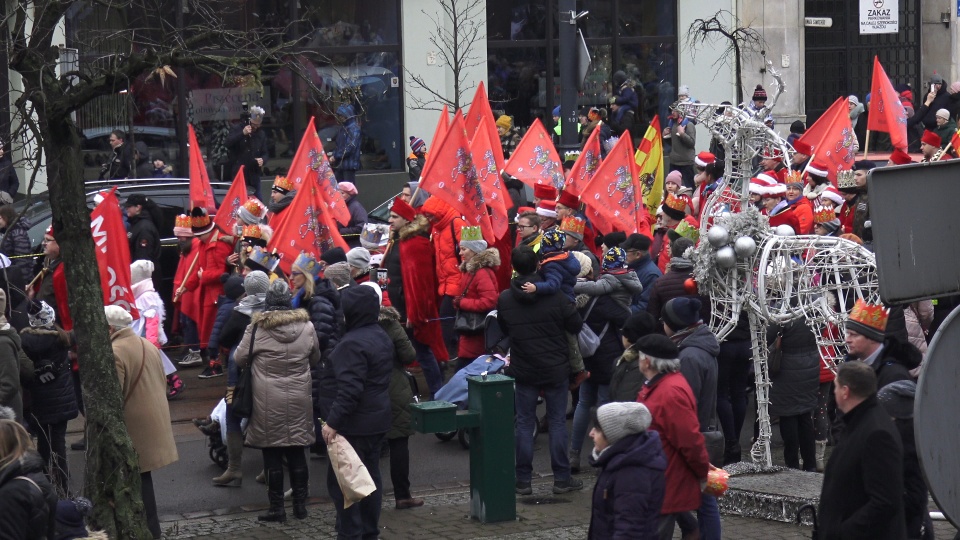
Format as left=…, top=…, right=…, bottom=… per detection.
left=716, top=246, right=737, bottom=269
left=734, top=236, right=757, bottom=258
left=707, top=225, right=730, bottom=248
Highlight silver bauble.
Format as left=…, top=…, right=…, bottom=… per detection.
left=716, top=246, right=737, bottom=269
left=734, top=236, right=757, bottom=258
left=775, top=224, right=796, bottom=236
left=719, top=211, right=733, bottom=221
left=707, top=225, right=730, bottom=248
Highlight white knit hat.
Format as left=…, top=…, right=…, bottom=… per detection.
left=596, top=402, right=653, bottom=446
left=104, top=305, right=133, bottom=327
left=130, top=260, right=155, bottom=285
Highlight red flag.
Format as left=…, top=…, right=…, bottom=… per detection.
left=419, top=112, right=493, bottom=240
left=266, top=178, right=348, bottom=276
left=795, top=97, right=856, bottom=184
left=213, top=166, right=247, bottom=236
left=579, top=132, right=650, bottom=238
left=502, top=118, right=565, bottom=191
left=464, top=82, right=505, bottom=173
left=90, top=189, right=139, bottom=319
left=564, top=127, right=602, bottom=197
left=867, top=56, right=909, bottom=151
left=286, top=118, right=352, bottom=227
left=188, top=125, right=217, bottom=212
left=422, top=104, right=450, bottom=176
left=470, top=114, right=511, bottom=239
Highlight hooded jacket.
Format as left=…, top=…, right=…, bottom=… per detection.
left=627, top=253, right=662, bottom=314
left=235, top=308, right=320, bottom=448
left=574, top=269, right=643, bottom=311
left=646, top=257, right=711, bottom=324
left=381, top=306, right=417, bottom=439
left=578, top=293, right=630, bottom=385
left=588, top=431, right=667, bottom=540
left=497, top=274, right=583, bottom=386
left=768, top=320, right=820, bottom=417
left=455, top=248, right=501, bottom=359
left=421, top=197, right=465, bottom=297
left=536, top=251, right=580, bottom=301
left=320, top=285, right=394, bottom=436
left=21, top=326, right=77, bottom=425
left=673, top=324, right=720, bottom=431
left=128, top=212, right=161, bottom=264
left=333, top=106, right=362, bottom=171
left=306, top=278, right=343, bottom=420
left=0, top=451, right=57, bottom=540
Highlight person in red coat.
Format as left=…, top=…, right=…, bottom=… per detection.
left=784, top=179, right=814, bottom=234
left=452, top=227, right=500, bottom=371
left=183, top=207, right=234, bottom=378
left=752, top=174, right=802, bottom=234
left=635, top=334, right=712, bottom=539
left=420, top=196, right=465, bottom=360
left=172, top=214, right=204, bottom=367
left=30, top=226, right=71, bottom=331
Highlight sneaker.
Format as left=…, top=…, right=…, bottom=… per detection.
left=198, top=364, right=224, bottom=379
left=179, top=350, right=204, bottom=367
left=167, top=375, right=185, bottom=400
left=515, top=481, right=532, bottom=496
left=552, top=477, right=584, bottom=494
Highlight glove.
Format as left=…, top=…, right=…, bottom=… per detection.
left=35, top=363, right=55, bottom=384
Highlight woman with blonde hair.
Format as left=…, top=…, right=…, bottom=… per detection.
left=0, top=416, right=57, bottom=538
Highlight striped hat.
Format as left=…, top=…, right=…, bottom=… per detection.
left=749, top=173, right=785, bottom=196
left=821, top=185, right=844, bottom=206
left=694, top=151, right=716, bottom=168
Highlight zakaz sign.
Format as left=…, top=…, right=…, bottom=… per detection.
left=188, top=87, right=272, bottom=123
left=860, top=0, right=899, bottom=34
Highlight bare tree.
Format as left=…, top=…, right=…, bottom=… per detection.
left=685, top=10, right=766, bottom=105
left=404, top=0, right=485, bottom=111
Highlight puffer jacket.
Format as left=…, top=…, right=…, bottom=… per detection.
left=537, top=251, right=580, bottom=301
left=574, top=269, right=643, bottom=311
left=421, top=197, right=465, bottom=297
left=21, top=327, right=77, bottom=425
left=588, top=431, right=666, bottom=540
left=320, top=285, right=394, bottom=436
left=235, top=308, right=320, bottom=448
left=627, top=253, right=662, bottom=313
left=646, top=257, right=711, bottom=324
left=577, top=293, right=630, bottom=385
left=768, top=320, right=819, bottom=417
left=673, top=324, right=720, bottom=430
left=0, top=451, right=57, bottom=540
left=304, top=278, right=342, bottom=423
left=0, top=216, right=33, bottom=287
left=455, top=248, right=500, bottom=359
left=207, top=294, right=238, bottom=355
left=903, top=301, right=933, bottom=356
left=609, top=348, right=643, bottom=403
left=381, top=306, right=417, bottom=440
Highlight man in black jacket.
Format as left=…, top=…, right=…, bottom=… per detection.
left=123, top=194, right=161, bottom=265
left=818, top=361, right=906, bottom=540
left=844, top=300, right=919, bottom=389
left=100, top=130, right=133, bottom=180
left=226, top=105, right=269, bottom=200
left=498, top=245, right=583, bottom=496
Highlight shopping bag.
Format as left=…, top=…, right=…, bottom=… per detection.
left=327, top=435, right=376, bottom=508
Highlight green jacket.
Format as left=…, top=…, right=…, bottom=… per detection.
left=380, top=307, right=417, bottom=439
left=935, top=118, right=957, bottom=148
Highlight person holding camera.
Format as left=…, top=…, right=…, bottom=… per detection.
left=226, top=105, right=269, bottom=200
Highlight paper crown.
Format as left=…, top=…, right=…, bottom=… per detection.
left=292, top=252, right=322, bottom=281
left=559, top=216, right=586, bottom=237
left=846, top=299, right=889, bottom=341
left=245, top=245, right=280, bottom=273
left=360, top=224, right=385, bottom=249
left=190, top=207, right=215, bottom=235
left=239, top=198, right=267, bottom=221
left=664, top=192, right=687, bottom=212
left=674, top=217, right=700, bottom=243
left=460, top=226, right=483, bottom=242
left=241, top=224, right=269, bottom=247
left=836, top=170, right=857, bottom=190
left=563, top=150, right=580, bottom=163
left=813, top=206, right=837, bottom=224
left=784, top=169, right=803, bottom=185
left=272, top=175, right=295, bottom=193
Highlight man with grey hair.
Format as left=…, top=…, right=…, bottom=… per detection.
left=635, top=334, right=711, bottom=539
left=226, top=104, right=269, bottom=199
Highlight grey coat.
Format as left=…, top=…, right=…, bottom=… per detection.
left=574, top=270, right=643, bottom=311
left=235, top=308, right=321, bottom=448
left=768, top=320, right=819, bottom=417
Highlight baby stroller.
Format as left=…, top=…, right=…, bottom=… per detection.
left=194, top=398, right=247, bottom=469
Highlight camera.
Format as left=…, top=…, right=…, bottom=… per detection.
left=240, top=101, right=250, bottom=124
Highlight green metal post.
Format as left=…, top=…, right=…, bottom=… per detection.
left=467, top=374, right=516, bottom=523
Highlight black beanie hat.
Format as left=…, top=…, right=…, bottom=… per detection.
left=320, top=246, right=347, bottom=266
left=662, top=297, right=702, bottom=332
left=622, top=312, right=657, bottom=343
left=634, top=334, right=679, bottom=359
left=603, top=231, right=627, bottom=249
left=221, top=273, right=245, bottom=301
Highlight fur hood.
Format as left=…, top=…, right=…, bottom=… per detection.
left=617, top=346, right=639, bottom=366
left=461, top=247, right=501, bottom=273
left=252, top=308, right=310, bottom=330
left=20, top=326, right=70, bottom=346
left=398, top=214, right=431, bottom=241
left=379, top=305, right=402, bottom=322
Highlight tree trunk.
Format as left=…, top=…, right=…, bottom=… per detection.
left=42, top=114, right=153, bottom=539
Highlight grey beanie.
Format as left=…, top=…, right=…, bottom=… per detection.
left=346, top=247, right=372, bottom=272
left=596, top=402, right=653, bottom=446
left=460, top=239, right=488, bottom=253
left=325, top=262, right=353, bottom=289
left=877, top=380, right=917, bottom=419
left=244, top=271, right=270, bottom=296
left=265, top=278, right=292, bottom=309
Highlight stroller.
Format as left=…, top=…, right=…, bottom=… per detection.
left=194, top=398, right=247, bottom=469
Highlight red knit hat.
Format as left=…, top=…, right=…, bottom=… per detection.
left=792, top=139, right=813, bottom=156
left=533, top=183, right=558, bottom=201
left=694, top=151, right=716, bottom=168
left=536, top=199, right=558, bottom=219
left=391, top=196, right=417, bottom=221
left=556, top=190, right=580, bottom=210
left=921, top=130, right=942, bottom=148
left=889, top=148, right=913, bottom=165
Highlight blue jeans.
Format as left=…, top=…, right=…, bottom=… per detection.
left=570, top=380, right=609, bottom=454
left=326, top=433, right=384, bottom=540
left=676, top=493, right=721, bottom=539
left=180, top=313, right=199, bottom=350
left=515, top=381, right=570, bottom=483
left=412, top=336, right=443, bottom=397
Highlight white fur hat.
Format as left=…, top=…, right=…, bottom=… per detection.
left=130, top=260, right=155, bottom=285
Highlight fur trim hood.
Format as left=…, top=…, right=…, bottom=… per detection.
left=252, top=308, right=310, bottom=330
left=461, top=247, right=501, bottom=273
left=398, top=214, right=431, bottom=241
left=379, top=305, right=402, bottom=322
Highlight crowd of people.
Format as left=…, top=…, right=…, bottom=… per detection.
left=0, top=69, right=951, bottom=540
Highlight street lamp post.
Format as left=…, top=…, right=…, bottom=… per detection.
left=557, top=2, right=584, bottom=154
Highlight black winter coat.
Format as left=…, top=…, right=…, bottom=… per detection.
left=219, top=310, right=252, bottom=351
left=306, top=278, right=342, bottom=420
left=895, top=418, right=927, bottom=539
left=872, top=338, right=921, bottom=390
left=627, top=254, right=662, bottom=314
left=579, top=294, right=630, bottom=385
left=0, top=451, right=57, bottom=540
left=340, top=197, right=368, bottom=249
left=128, top=213, right=161, bottom=264
left=21, top=327, right=77, bottom=425
left=319, top=285, right=393, bottom=436
left=226, top=124, right=269, bottom=191
left=818, top=395, right=906, bottom=540
left=0, top=155, right=19, bottom=199
left=646, top=260, right=710, bottom=324
left=207, top=295, right=238, bottom=353
left=674, top=324, right=720, bottom=430
left=497, top=274, right=582, bottom=387
left=588, top=431, right=667, bottom=540
left=0, top=217, right=33, bottom=288
left=768, top=320, right=819, bottom=417
left=609, top=349, right=644, bottom=403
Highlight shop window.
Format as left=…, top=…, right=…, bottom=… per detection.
left=488, top=0, right=548, bottom=41
left=619, top=0, right=676, bottom=37
left=300, top=0, right=399, bottom=46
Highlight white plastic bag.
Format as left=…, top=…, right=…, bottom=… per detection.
left=327, top=435, right=376, bottom=508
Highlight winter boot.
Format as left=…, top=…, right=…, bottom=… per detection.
left=255, top=469, right=265, bottom=484
left=290, top=467, right=309, bottom=519
left=815, top=440, right=827, bottom=472
left=167, top=374, right=185, bottom=400
left=569, top=450, right=581, bottom=474
left=257, top=469, right=286, bottom=522
left=212, top=432, right=244, bottom=487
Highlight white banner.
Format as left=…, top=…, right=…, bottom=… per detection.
left=860, top=0, right=899, bottom=34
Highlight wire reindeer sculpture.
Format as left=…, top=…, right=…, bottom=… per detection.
left=673, top=67, right=881, bottom=466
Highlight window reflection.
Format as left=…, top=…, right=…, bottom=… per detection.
left=488, top=1, right=548, bottom=40
left=300, top=0, right=399, bottom=45
left=488, top=48, right=546, bottom=128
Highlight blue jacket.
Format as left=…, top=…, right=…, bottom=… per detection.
left=536, top=252, right=580, bottom=302
left=340, top=196, right=368, bottom=248
left=628, top=253, right=662, bottom=314
left=207, top=295, right=238, bottom=355
left=305, top=278, right=343, bottom=419
left=588, top=431, right=667, bottom=539
left=333, top=108, right=362, bottom=172
left=21, top=327, right=78, bottom=425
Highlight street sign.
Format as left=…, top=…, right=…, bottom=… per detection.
left=804, top=17, right=833, bottom=28
left=859, top=0, right=899, bottom=34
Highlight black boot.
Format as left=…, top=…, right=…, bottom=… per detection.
left=290, top=467, right=309, bottom=519
left=257, top=469, right=287, bottom=522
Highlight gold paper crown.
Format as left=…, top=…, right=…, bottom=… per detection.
left=293, top=252, right=321, bottom=280
left=242, top=224, right=264, bottom=240
left=784, top=170, right=802, bottom=184
left=174, top=214, right=191, bottom=229
left=836, top=170, right=856, bottom=190
left=664, top=193, right=687, bottom=212
left=460, top=226, right=483, bottom=242
left=272, top=175, right=295, bottom=193
left=813, top=206, right=837, bottom=224
left=674, top=218, right=700, bottom=242
left=559, top=216, right=586, bottom=236
left=848, top=299, right=889, bottom=334
left=190, top=208, right=212, bottom=229
left=242, top=198, right=266, bottom=219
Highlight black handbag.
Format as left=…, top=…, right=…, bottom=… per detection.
left=232, top=324, right=258, bottom=418
left=768, top=330, right=784, bottom=377
left=454, top=273, right=486, bottom=334
left=702, top=429, right=725, bottom=466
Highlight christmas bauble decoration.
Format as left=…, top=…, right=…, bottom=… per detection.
left=734, top=236, right=757, bottom=258
left=707, top=225, right=730, bottom=248
left=704, top=467, right=730, bottom=497
left=775, top=224, right=796, bottom=236
left=716, top=246, right=737, bottom=269
left=683, top=278, right=698, bottom=295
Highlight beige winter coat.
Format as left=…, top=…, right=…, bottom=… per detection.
left=235, top=308, right=320, bottom=448
left=110, top=327, right=178, bottom=473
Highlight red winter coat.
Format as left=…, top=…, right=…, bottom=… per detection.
left=394, top=215, right=449, bottom=362
left=637, top=371, right=710, bottom=514
left=767, top=205, right=802, bottom=234
left=454, top=249, right=501, bottom=359
left=787, top=197, right=814, bottom=234
left=174, top=240, right=200, bottom=322
left=838, top=199, right=856, bottom=235
left=422, top=197, right=464, bottom=297
left=184, top=232, right=234, bottom=347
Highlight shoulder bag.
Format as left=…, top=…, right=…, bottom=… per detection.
left=232, top=324, right=258, bottom=418
left=454, top=273, right=486, bottom=334
left=577, top=298, right=610, bottom=358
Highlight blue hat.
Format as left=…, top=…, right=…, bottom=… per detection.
left=603, top=247, right=627, bottom=271
left=540, top=229, right=566, bottom=253
left=552, top=105, right=561, bottom=117
left=662, top=297, right=702, bottom=331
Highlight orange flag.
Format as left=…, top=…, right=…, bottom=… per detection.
left=502, top=118, right=565, bottom=191
left=867, top=56, right=909, bottom=151
left=464, top=82, right=505, bottom=173
left=266, top=177, right=348, bottom=276
left=187, top=125, right=217, bottom=212
left=419, top=111, right=494, bottom=240
left=286, top=118, right=351, bottom=227
left=579, top=131, right=651, bottom=238
left=470, top=114, right=511, bottom=239
left=563, top=127, right=601, bottom=197
left=212, top=166, right=248, bottom=236
left=795, top=97, right=856, bottom=184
